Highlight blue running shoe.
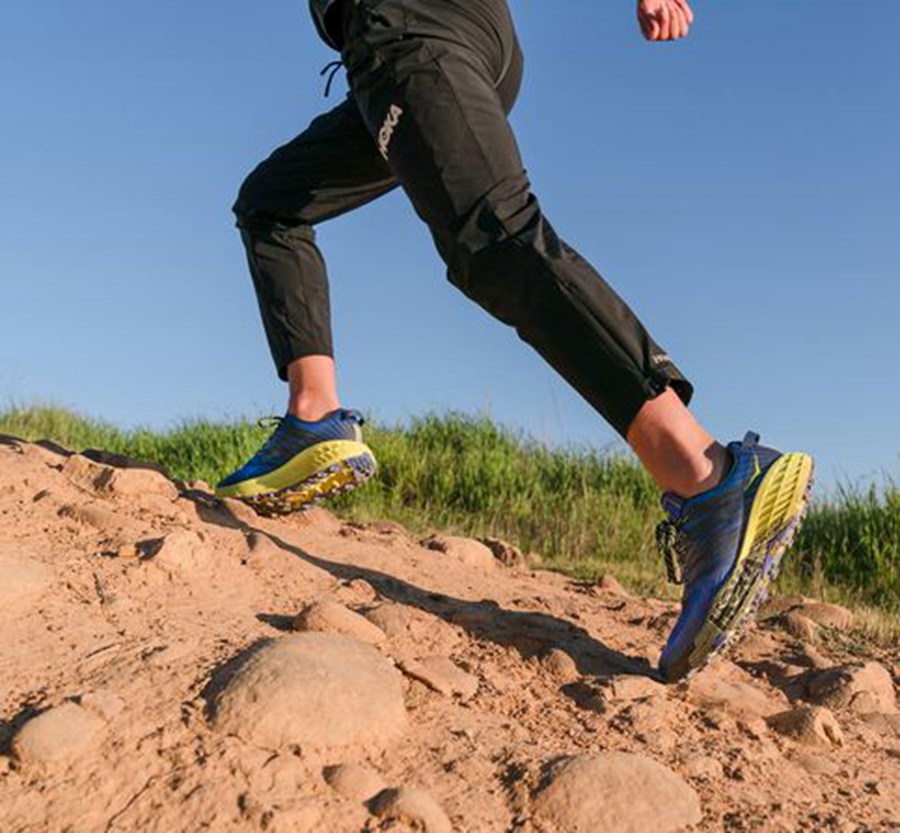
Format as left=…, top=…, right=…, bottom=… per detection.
left=656, top=432, right=814, bottom=682
left=215, top=409, right=376, bottom=516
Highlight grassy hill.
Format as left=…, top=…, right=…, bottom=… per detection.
left=2, top=405, right=896, bottom=637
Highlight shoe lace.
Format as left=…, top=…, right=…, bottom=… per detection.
left=656, top=520, right=685, bottom=585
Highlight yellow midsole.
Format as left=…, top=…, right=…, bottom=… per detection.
left=737, top=451, right=813, bottom=566
left=686, top=452, right=813, bottom=664
left=214, top=440, right=374, bottom=499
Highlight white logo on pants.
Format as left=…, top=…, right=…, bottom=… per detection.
left=378, top=104, right=403, bottom=160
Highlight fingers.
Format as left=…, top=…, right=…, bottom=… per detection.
left=641, top=0, right=692, bottom=42
left=675, top=0, right=695, bottom=25
left=658, top=5, right=672, bottom=41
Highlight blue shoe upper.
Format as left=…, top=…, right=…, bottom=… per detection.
left=657, top=432, right=781, bottom=679
left=217, top=409, right=365, bottom=489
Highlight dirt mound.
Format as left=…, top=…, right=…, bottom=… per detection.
left=0, top=435, right=897, bottom=831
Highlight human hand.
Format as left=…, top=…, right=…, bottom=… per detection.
left=637, top=0, right=694, bottom=42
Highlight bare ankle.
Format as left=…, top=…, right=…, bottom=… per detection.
left=676, top=442, right=730, bottom=498
left=288, top=396, right=340, bottom=422
left=285, top=355, right=340, bottom=422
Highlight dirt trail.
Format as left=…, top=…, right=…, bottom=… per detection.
left=0, top=435, right=897, bottom=832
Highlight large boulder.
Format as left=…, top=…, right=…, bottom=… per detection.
left=532, top=753, right=701, bottom=833
left=212, top=634, right=407, bottom=752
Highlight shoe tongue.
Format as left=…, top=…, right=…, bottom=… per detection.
left=660, top=492, right=685, bottom=520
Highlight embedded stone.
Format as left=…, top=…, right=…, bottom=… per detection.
left=478, top=536, right=527, bottom=567
left=768, top=705, right=845, bottom=747
left=370, top=787, right=452, bottom=833
left=363, top=603, right=411, bottom=637
left=687, top=672, right=782, bottom=720
left=213, top=634, right=407, bottom=752
left=293, top=600, right=387, bottom=646
left=792, top=601, right=855, bottom=630
left=323, top=763, right=387, bottom=803
left=422, top=535, right=497, bottom=570
left=532, top=753, right=702, bottom=833
left=782, top=611, right=820, bottom=642
left=147, top=530, right=211, bottom=576
left=681, top=754, right=723, bottom=780
left=807, top=662, right=896, bottom=714
left=542, top=648, right=579, bottom=683
left=13, top=703, right=105, bottom=765
left=399, top=656, right=479, bottom=700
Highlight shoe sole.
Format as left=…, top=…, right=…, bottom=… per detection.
left=665, top=451, right=815, bottom=682
left=214, top=441, right=376, bottom=517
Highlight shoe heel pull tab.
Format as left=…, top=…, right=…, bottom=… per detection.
left=342, top=408, right=365, bottom=426
left=742, top=431, right=760, bottom=450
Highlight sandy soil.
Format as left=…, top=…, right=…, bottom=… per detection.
left=0, top=434, right=897, bottom=832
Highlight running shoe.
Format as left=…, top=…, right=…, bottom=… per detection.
left=656, top=431, right=814, bottom=682
left=215, top=409, right=376, bottom=516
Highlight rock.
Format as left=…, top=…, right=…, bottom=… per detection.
left=422, top=535, right=497, bottom=571
left=369, top=520, right=410, bottom=536
left=788, top=748, right=840, bottom=777
left=859, top=712, right=900, bottom=738
left=61, top=454, right=111, bottom=494
left=681, top=754, right=723, bottom=780
left=768, top=706, right=845, bottom=747
left=598, top=574, right=630, bottom=596
left=542, top=648, right=579, bottom=683
left=213, top=634, right=407, bottom=752
left=0, top=552, right=52, bottom=607
left=80, top=691, right=125, bottom=721
left=399, top=656, right=479, bottom=700
left=13, top=703, right=105, bottom=765
left=244, top=531, right=283, bottom=566
left=795, top=643, right=833, bottom=671
left=792, top=602, right=855, bottom=630
left=363, top=603, right=411, bottom=637
left=733, top=628, right=780, bottom=661
left=58, top=502, right=122, bottom=531
left=370, top=787, right=452, bottom=833
left=293, top=600, right=387, bottom=646
left=62, top=454, right=177, bottom=502
left=478, top=536, right=527, bottom=568
left=807, top=662, right=896, bottom=714
left=95, top=466, right=179, bottom=502
left=219, top=497, right=261, bottom=526
left=599, top=674, right=666, bottom=703
left=336, top=578, right=379, bottom=605
left=782, top=611, right=820, bottom=642
left=532, top=753, right=702, bottom=833
left=687, top=671, right=782, bottom=720
left=323, top=763, right=387, bottom=803
left=81, top=449, right=170, bottom=478
left=760, top=594, right=813, bottom=619
left=146, top=530, right=210, bottom=577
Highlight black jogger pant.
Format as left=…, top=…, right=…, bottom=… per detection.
left=233, top=0, right=693, bottom=437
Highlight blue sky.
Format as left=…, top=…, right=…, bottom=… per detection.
left=2, top=1, right=898, bottom=491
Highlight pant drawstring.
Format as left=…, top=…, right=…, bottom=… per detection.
left=319, top=60, right=343, bottom=97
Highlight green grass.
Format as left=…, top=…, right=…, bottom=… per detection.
left=2, top=405, right=897, bottom=638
